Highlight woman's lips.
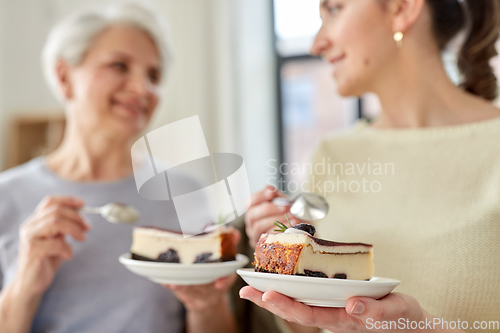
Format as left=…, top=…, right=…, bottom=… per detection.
left=329, top=54, right=346, bottom=65
left=328, top=54, right=346, bottom=76
left=112, top=100, right=146, bottom=117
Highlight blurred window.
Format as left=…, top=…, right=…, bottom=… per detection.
left=274, top=0, right=360, bottom=188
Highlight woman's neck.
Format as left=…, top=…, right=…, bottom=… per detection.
left=45, top=123, right=135, bottom=182
left=370, top=44, right=500, bottom=129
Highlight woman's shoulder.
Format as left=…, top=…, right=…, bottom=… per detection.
left=0, top=158, right=45, bottom=192
left=310, top=115, right=500, bottom=164
left=320, top=115, right=500, bottom=142
left=311, top=120, right=370, bottom=153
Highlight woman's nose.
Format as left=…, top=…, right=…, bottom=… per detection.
left=126, top=73, right=154, bottom=96
left=310, top=25, right=330, bottom=56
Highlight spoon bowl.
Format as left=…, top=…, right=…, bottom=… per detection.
left=81, top=203, right=140, bottom=224
left=272, top=193, right=329, bottom=222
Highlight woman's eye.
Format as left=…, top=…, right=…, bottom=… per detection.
left=112, top=62, right=128, bottom=71
left=327, top=3, right=342, bottom=16
left=148, top=71, right=160, bottom=84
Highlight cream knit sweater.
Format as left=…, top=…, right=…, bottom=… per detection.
left=306, top=118, right=500, bottom=332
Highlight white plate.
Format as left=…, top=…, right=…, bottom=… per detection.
left=119, top=253, right=249, bottom=285
left=237, top=268, right=400, bottom=307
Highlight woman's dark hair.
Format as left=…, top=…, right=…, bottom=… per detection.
left=427, top=0, right=500, bottom=101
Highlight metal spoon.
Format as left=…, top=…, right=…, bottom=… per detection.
left=80, top=203, right=140, bottom=224
left=272, top=193, right=329, bottom=222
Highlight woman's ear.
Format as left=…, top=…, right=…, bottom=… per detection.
left=55, top=59, right=73, bottom=100
left=387, top=0, right=425, bottom=34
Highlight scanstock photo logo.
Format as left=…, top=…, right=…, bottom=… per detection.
left=131, top=116, right=251, bottom=236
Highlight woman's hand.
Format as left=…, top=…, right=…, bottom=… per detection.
left=164, top=275, right=238, bottom=333
left=163, top=274, right=237, bottom=313
left=0, top=196, right=89, bottom=333
left=162, top=228, right=240, bottom=312
left=239, top=287, right=437, bottom=333
left=245, top=185, right=301, bottom=248
left=15, top=196, right=90, bottom=297
left=161, top=228, right=240, bottom=333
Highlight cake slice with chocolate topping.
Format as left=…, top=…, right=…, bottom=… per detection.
left=253, top=222, right=374, bottom=280
left=130, top=225, right=236, bottom=264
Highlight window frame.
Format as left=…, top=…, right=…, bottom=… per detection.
left=272, top=1, right=364, bottom=185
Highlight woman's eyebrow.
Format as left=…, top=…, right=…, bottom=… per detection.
left=320, top=0, right=329, bottom=9
left=108, top=51, right=132, bottom=60
left=108, top=50, right=162, bottom=71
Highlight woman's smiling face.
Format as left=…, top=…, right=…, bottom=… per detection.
left=61, top=24, right=162, bottom=138
left=310, top=0, right=396, bottom=96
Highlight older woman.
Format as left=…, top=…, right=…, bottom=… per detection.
left=242, top=0, right=500, bottom=332
left=0, top=3, right=237, bottom=333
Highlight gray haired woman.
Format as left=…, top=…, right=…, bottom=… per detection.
left=0, top=3, right=237, bottom=333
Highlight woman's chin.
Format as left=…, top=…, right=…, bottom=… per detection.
left=108, top=115, right=148, bottom=138
left=337, top=85, right=357, bottom=97
left=336, top=79, right=366, bottom=98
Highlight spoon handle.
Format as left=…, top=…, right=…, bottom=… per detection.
left=272, top=197, right=292, bottom=206
left=80, top=206, right=101, bottom=214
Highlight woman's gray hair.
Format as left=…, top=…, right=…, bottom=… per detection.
left=41, top=2, right=174, bottom=104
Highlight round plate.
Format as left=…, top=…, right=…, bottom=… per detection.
left=119, top=253, right=249, bottom=285
left=237, top=268, right=400, bottom=308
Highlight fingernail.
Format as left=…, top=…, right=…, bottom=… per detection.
left=244, top=197, right=251, bottom=207
left=350, top=301, right=365, bottom=315
left=262, top=296, right=274, bottom=306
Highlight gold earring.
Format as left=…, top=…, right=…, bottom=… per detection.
left=393, top=31, right=403, bottom=48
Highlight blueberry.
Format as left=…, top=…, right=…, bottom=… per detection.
left=304, top=270, right=328, bottom=278
left=194, top=252, right=213, bottom=263
left=158, top=249, right=180, bottom=263
left=292, top=223, right=316, bottom=236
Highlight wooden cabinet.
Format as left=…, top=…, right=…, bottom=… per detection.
left=5, top=113, right=66, bottom=170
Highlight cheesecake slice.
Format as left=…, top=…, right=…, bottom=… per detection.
left=130, top=225, right=237, bottom=264
left=254, top=225, right=373, bottom=280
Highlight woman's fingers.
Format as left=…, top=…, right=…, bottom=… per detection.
left=233, top=228, right=241, bottom=245
left=239, top=288, right=297, bottom=322
left=246, top=185, right=280, bottom=209
left=163, top=281, right=232, bottom=312
left=30, top=237, right=73, bottom=260
left=163, top=274, right=237, bottom=295
left=246, top=202, right=288, bottom=226
left=240, top=289, right=426, bottom=332
left=261, top=291, right=350, bottom=327
left=37, top=205, right=90, bottom=230
left=22, top=195, right=90, bottom=243
left=14, top=196, right=88, bottom=296
left=214, top=274, right=237, bottom=290
left=239, top=287, right=299, bottom=323
left=27, top=216, right=87, bottom=241
left=245, top=186, right=299, bottom=248
left=240, top=287, right=359, bottom=329
left=262, top=290, right=320, bottom=325
left=36, top=195, right=84, bottom=211
left=345, top=292, right=424, bottom=323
